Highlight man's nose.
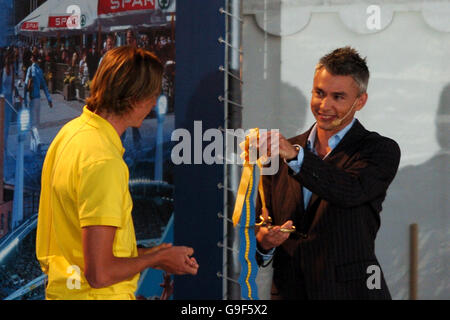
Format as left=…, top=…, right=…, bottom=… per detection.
left=319, top=96, right=333, bottom=110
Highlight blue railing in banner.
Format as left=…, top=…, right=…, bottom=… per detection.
left=4, top=274, right=46, bottom=300
left=0, top=214, right=38, bottom=263
left=136, top=213, right=174, bottom=299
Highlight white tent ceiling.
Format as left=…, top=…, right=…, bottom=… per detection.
left=243, top=0, right=450, bottom=35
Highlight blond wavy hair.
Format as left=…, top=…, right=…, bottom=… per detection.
left=87, top=45, right=163, bottom=116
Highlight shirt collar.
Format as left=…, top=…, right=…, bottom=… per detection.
left=306, top=118, right=356, bottom=153
left=80, top=105, right=125, bottom=156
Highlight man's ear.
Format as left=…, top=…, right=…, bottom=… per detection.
left=356, top=92, right=368, bottom=111
left=128, top=98, right=138, bottom=110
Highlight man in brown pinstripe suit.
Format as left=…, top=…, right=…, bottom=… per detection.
left=256, top=47, right=401, bottom=299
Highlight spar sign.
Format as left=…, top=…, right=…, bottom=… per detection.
left=21, top=21, right=39, bottom=31
left=48, top=5, right=82, bottom=29
left=98, top=0, right=155, bottom=14
left=48, top=16, right=74, bottom=28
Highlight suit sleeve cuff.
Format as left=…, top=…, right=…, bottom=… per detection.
left=286, top=146, right=304, bottom=174
left=256, top=244, right=276, bottom=261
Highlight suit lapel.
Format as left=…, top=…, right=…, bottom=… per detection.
left=307, top=192, right=319, bottom=211
left=325, top=119, right=369, bottom=161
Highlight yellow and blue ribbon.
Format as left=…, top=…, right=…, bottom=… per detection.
left=232, top=128, right=265, bottom=300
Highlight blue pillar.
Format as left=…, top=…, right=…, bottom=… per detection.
left=174, top=0, right=225, bottom=299
left=0, top=0, right=14, bottom=47
left=154, top=95, right=167, bottom=181
left=12, top=108, right=30, bottom=229
left=154, top=118, right=164, bottom=181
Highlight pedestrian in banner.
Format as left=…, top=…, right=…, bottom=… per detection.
left=24, top=53, right=53, bottom=153
left=2, top=52, right=15, bottom=155
left=98, top=33, right=116, bottom=68
left=79, top=48, right=89, bottom=86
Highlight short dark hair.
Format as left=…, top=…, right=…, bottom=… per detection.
left=86, top=46, right=163, bottom=116
left=316, top=47, right=370, bottom=94
left=106, top=33, right=115, bottom=41
left=126, top=29, right=136, bottom=39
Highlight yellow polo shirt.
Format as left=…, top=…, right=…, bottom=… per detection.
left=36, top=106, right=139, bottom=300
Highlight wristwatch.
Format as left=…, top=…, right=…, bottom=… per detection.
left=283, top=144, right=301, bottom=164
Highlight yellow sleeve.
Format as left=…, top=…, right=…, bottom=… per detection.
left=77, top=158, right=128, bottom=228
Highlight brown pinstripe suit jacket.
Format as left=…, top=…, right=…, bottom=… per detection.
left=256, top=119, right=401, bottom=300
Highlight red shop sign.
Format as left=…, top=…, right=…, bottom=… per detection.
left=48, top=15, right=78, bottom=28
left=21, top=21, right=39, bottom=31
left=98, top=0, right=155, bottom=15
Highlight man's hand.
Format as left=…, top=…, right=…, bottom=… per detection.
left=256, top=220, right=294, bottom=251
left=154, top=246, right=199, bottom=275
left=259, top=131, right=299, bottom=161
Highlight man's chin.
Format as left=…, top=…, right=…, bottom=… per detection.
left=316, top=121, right=335, bottom=131
left=316, top=121, right=345, bottom=135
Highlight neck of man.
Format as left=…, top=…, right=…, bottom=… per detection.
left=96, top=110, right=128, bottom=137
left=314, top=116, right=354, bottom=158
left=314, top=130, right=332, bottom=159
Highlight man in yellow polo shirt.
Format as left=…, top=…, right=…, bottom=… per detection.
left=36, top=46, right=199, bottom=300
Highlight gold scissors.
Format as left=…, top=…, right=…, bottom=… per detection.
left=255, top=215, right=296, bottom=233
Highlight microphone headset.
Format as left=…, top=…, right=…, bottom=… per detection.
left=331, top=96, right=360, bottom=127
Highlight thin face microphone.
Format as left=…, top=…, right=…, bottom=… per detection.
left=331, top=97, right=359, bottom=127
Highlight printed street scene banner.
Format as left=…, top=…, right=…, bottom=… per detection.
left=1, top=0, right=176, bottom=300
